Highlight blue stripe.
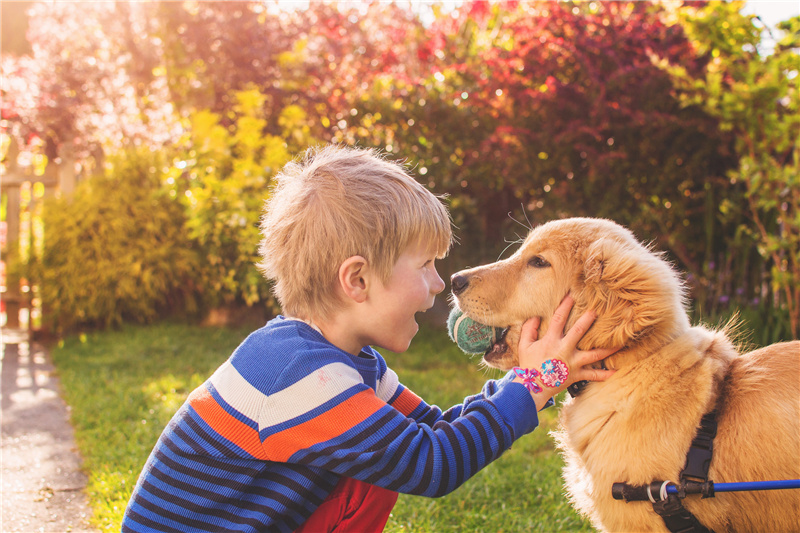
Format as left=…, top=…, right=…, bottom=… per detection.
left=129, top=486, right=224, bottom=532
left=140, top=476, right=274, bottom=531
left=407, top=400, right=434, bottom=420
left=407, top=432, right=438, bottom=495
left=458, top=417, right=480, bottom=476
left=472, top=406, right=504, bottom=463
left=156, top=437, right=321, bottom=513
left=387, top=384, right=405, bottom=405
left=439, top=421, right=467, bottom=490
left=386, top=431, right=434, bottom=492
left=123, top=506, right=185, bottom=532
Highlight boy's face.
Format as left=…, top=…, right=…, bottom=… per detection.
left=364, top=242, right=445, bottom=353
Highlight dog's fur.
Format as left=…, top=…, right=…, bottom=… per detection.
left=452, top=217, right=799, bottom=532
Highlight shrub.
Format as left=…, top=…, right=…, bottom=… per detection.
left=165, top=89, right=315, bottom=308
left=36, top=149, right=201, bottom=332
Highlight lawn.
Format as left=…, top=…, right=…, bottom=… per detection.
left=51, top=320, right=593, bottom=532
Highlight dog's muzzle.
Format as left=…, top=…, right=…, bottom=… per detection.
left=451, top=274, right=469, bottom=295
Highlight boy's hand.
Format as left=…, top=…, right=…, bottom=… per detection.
left=513, top=295, right=617, bottom=409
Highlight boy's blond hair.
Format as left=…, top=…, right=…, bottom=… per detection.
left=258, top=144, right=452, bottom=320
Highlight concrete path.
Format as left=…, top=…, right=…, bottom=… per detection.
left=1, top=329, right=97, bottom=533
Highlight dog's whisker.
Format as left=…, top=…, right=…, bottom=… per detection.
left=520, top=204, right=533, bottom=231
left=497, top=240, right=521, bottom=261
left=476, top=358, right=494, bottom=378
left=508, top=208, right=533, bottom=233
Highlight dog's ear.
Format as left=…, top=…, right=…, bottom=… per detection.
left=583, top=241, right=606, bottom=285
left=579, top=237, right=678, bottom=349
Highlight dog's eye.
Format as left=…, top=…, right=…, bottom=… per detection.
left=528, top=256, right=551, bottom=268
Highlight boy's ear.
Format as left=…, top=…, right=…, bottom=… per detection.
left=339, top=255, right=369, bottom=303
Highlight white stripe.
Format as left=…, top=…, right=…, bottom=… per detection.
left=376, top=368, right=400, bottom=403
left=453, top=313, right=469, bottom=338
left=260, top=362, right=365, bottom=429
left=208, top=360, right=264, bottom=423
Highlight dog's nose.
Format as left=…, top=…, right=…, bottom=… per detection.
left=451, top=274, right=469, bottom=295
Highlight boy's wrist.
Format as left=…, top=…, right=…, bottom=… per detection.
left=491, top=378, right=543, bottom=436
left=511, top=376, right=556, bottom=411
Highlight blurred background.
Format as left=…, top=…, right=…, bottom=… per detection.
left=2, top=0, right=798, bottom=342
left=1, top=2, right=798, bottom=531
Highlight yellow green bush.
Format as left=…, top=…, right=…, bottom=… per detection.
left=37, top=149, right=201, bottom=331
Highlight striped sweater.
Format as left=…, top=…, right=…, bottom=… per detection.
left=122, top=316, right=542, bottom=532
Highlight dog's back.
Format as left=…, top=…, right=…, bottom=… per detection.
left=689, top=340, right=800, bottom=532
left=560, top=338, right=800, bottom=533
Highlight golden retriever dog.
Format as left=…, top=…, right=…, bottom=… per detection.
left=451, top=217, right=799, bottom=532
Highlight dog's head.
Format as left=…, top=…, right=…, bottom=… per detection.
left=451, top=217, right=689, bottom=370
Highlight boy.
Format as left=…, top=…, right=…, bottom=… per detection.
left=122, top=145, right=615, bottom=532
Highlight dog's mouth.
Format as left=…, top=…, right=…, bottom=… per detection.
left=483, top=327, right=510, bottom=363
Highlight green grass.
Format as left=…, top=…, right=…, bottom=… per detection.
left=52, top=321, right=593, bottom=532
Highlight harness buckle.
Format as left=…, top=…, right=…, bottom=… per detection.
left=681, top=446, right=714, bottom=483
left=680, top=411, right=718, bottom=483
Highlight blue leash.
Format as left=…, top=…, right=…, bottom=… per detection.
left=613, top=479, right=800, bottom=503
left=667, top=479, right=800, bottom=494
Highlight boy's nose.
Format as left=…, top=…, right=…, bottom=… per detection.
left=432, top=271, right=446, bottom=294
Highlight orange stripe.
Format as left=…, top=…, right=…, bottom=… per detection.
left=391, top=388, right=422, bottom=417
left=264, top=389, right=385, bottom=462
left=188, top=387, right=267, bottom=460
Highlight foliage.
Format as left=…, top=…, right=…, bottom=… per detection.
left=2, top=0, right=797, bottom=336
left=342, top=2, right=741, bottom=283
left=165, top=88, right=316, bottom=307
left=153, top=1, right=426, bottom=139
left=154, top=1, right=293, bottom=117
left=692, top=299, right=793, bottom=348
left=36, top=149, right=201, bottom=331
left=52, top=320, right=589, bottom=532
left=664, top=1, right=800, bottom=336
left=0, top=2, right=176, bottom=165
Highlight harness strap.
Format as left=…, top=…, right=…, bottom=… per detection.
left=653, top=410, right=719, bottom=533
left=681, top=412, right=718, bottom=486
left=653, top=494, right=714, bottom=533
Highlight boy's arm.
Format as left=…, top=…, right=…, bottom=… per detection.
left=376, top=364, right=531, bottom=427
left=254, top=366, right=538, bottom=498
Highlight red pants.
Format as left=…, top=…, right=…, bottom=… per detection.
left=295, top=477, right=398, bottom=533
